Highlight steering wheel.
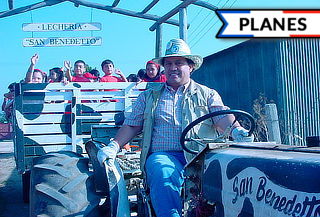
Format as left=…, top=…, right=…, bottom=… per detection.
left=180, top=110, right=256, bottom=154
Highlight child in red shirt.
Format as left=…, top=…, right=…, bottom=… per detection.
left=142, top=60, right=166, bottom=82
left=64, top=60, right=90, bottom=82
left=100, top=59, right=127, bottom=82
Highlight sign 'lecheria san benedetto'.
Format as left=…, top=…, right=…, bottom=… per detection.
left=23, top=37, right=102, bottom=47
left=22, top=22, right=101, bottom=31
left=22, top=22, right=102, bottom=47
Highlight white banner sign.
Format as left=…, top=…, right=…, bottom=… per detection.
left=216, top=10, right=320, bottom=38
left=23, top=37, right=102, bottom=47
left=22, top=22, right=102, bottom=32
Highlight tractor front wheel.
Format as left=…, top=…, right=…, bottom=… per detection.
left=29, top=151, right=101, bottom=217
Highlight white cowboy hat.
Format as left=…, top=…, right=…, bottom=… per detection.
left=153, top=38, right=203, bottom=71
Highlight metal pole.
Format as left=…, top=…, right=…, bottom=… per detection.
left=265, top=103, right=282, bottom=144
left=149, top=0, right=196, bottom=31
left=179, top=7, right=187, bottom=41
left=155, top=24, right=162, bottom=58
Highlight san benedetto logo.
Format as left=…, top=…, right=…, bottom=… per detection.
left=215, top=9, right=320, bottom=38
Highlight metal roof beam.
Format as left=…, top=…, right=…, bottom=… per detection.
left=0, top=0, right=63, bottom=18
left=180, top=0, right=218, bottom=11
left=8, top=0, right=13, bottom=10
left=149, top=0, right=197, bottom=31
left=141, top=0, right=159, bottom=14
left=111, top=0, right=120, bottom=7
left=67, top=0, right=181, bottom=27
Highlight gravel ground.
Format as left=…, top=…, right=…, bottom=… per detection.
left=0, top=140, right=28, bottom=217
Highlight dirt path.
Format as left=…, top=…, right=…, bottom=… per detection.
left=0, top=140, right=28, bottom=217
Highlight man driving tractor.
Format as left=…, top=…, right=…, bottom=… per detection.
left=92, top=38, right=254, bottom=217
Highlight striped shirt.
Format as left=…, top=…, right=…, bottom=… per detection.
left=124, top=82, right=228, bottom=152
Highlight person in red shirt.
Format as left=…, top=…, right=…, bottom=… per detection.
left=84, top=69, right=100, bottom=82
left=99, top=59, right=127, bottom=82
left=48, top=67, right=64, bottom=83
left=142, top=60, right=166, bottom=82
left=24, top=54, right=47, bottom=83
left=99, top=59, right=127, bottom=118
left=64, top=60, right=90, bottom=82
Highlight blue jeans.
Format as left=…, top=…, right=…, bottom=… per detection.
left=145, top=151, right=187, bottom=217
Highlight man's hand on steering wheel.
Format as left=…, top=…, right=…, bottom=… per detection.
left=231, top=126, right=254, bottom=142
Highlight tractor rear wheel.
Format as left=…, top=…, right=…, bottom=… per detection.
left=29, top=151, right=101, bottom=217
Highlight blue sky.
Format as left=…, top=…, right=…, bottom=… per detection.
left=0, top=0, right=319, bottom=102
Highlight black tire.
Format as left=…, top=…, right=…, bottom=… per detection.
left=22, top=170, right=30, bottom=203
left=29, top=151, right=101, bottom=217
